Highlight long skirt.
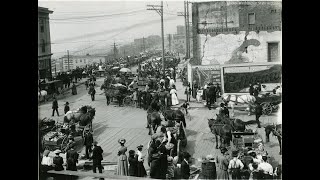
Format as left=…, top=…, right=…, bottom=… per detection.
left=117, top=155, right=129, bottom=176
left=217, top=168, right=229, bottom=179
left=171, top=94, right=179, bottom=106
left=137, top=161, right=147, bottom=177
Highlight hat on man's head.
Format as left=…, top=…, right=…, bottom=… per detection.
left=65, top=102, right=69, bottom=105
left=137, top=144, right=143, bottom=149
left=93, top=141, right=98, bottom=146
left=232, top=150, right=239, bottom=157
left=118, top=138, right=126, bottom=144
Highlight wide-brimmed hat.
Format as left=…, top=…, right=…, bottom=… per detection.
left=54, top=149, right=61, bottom=154
left=137, top=144, right=143, bottom=149
left=118, top=138, right=126, bottom=144
left=232, top=151, right=239, bottom=157
left=64, top=102, right=69, bottom=105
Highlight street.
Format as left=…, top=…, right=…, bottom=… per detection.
left=39, top=74, right=281, bottom=179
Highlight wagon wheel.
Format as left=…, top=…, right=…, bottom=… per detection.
left=123, top=96, right=134, bottom=106
left=262, top=102, right=273, bottom=115
left=61, top=135, right=69, bottom=152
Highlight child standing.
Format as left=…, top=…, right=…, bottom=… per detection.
left=133, top=88, right=138, bottom=108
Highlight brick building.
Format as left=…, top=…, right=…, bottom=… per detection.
left=192, top=1, right=282, bottom=65
left=38, top=7, right=53, bottom=80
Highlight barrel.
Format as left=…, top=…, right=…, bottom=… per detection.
left=201, top=160, right=217, bottom=179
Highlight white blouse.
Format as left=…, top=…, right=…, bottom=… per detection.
left=136, top=150, right=145, bottom=162
left=41, top=156, right=53, bottom=166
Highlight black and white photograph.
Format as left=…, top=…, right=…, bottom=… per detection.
left=38, top=0, right=282, bottom=179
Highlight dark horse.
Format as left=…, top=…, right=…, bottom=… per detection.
left=147, top=111, right=162, bottom=135
left=265, top=124, right=282, bottom=155
left=161, top=106, right=186, bottom=128
left=216, top=113, right=257, bottom=133
left=208, top=118, right=233, bottom=149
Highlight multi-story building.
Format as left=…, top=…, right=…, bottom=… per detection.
left=192, top=1, right=282, bottom=65
left=172, top=25, right=193, bottom=56
left=60, top=54, right=106, bottom=72
left=38, top=7, right=53, bottom=80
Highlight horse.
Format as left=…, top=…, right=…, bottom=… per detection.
left=64, top=105, right=96, bottom=132
left=208, top=118, right=233, bottom=149
left=38, top=90, right=48, bottom=102
left=216, top=113, right=257, bottom=133
left=221, top=94, right=256, bottom=117
left=161, top=107, right=186, bottom=128
left=147, top=111, right=162, bottom=136
left=265, top=124, right=282, bottom=155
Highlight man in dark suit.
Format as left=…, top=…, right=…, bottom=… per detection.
left=91, top=141, right=104, bottom=174
left=52, top=97, right=59, bottom=117
left=83, top=129, right=93, bottom=159
left=181, top=152, right=191, bottom=179
left=66, top=143, right=79, bottom=171
left=255, top=102, right=262, bottom=128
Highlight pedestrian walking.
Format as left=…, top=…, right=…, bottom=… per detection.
left=253, top=86, right=259, bottom=97
left=83, top=128, right=93, bottom=159
left=181, top=152, right=191, bottom=179
left=185, top=83, right=191, bottom=102
left=71, top=82, right=77, bottom=95
left=85, top=80, right=89, bottom=90
left=88, top=84, right=96, bottom=101
left=52, top=97, right=59, bottom=117
left=128, top=150, right=138, bottom=177
left=255, top=102, right=262, bottom=128
left=228, top=151, right=244, bottom=180
left=64, top=102, right=70, bottom=114
left=170, top=85, right=179, bottom=106
left=91, top=141, right=104, bottom=174
left=216, top=147, right=230, bottom=179
left=116, top=138, right=129, bottom=176
left=136, top=145, right=147, bottom=177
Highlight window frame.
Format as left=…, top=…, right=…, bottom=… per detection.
left=248, top=12, right=256, bottom=25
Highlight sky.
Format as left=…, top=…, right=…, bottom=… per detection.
left=38, top=0, right=189, bottom=58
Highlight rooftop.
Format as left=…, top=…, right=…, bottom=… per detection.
left=38, top=6, right=53, bottom=14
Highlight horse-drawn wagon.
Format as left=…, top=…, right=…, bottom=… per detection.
left=256, top=94, right=282, bottom=115
left=41, top=106, right=95, bottom=152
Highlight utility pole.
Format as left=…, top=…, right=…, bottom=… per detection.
left=67, top=50, right=70, bottom=71
left=110, top=41, right=119, bottom=63
left=168, top=34, right=172, bottom=53
left=178, top=1, right=189, bottom=59
left=186, top=1, right=191, bottom=58
left=147, top=1, right=165, bottom=75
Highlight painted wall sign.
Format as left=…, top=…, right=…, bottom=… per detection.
left=192, top=65, right=221, bottom=87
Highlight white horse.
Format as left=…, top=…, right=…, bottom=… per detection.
left=38, top=90, right=47, bottom=102
left=221, top=94, right=256, bottom=117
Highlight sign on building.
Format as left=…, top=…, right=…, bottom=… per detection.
left=191, top=65, right=221, bottom=87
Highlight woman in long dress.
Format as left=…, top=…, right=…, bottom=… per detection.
left=116, top=138, right=129, bottom=176
left=136, top=145, right=147, bottom=177
left=215, top=147, right=230, bottom=179
left=170, top=85, right=179, bottom=106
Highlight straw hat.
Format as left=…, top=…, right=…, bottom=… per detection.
left=54, top=149, right=61, bottom=154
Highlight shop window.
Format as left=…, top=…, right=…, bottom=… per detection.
left=248, top=13, right=255, bottom=25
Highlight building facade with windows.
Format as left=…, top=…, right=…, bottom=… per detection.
left=192, top=1, right=281, bottom=65
left=38, top=7, right=53, bottom=80
left=172, top=25, right=193, bottom=56
left=60, top=54, right=106, bottom=72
